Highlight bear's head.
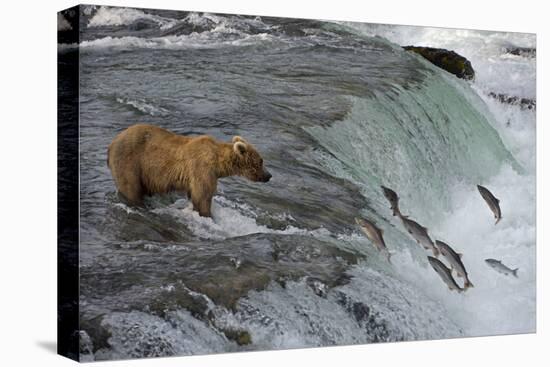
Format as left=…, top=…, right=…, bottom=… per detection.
left=232, top=136, right=272, bottom=183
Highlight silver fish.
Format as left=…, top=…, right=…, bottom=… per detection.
left=477, top=185, right=502, bottom=224
left=485, top=258, right=518, bottom=277
left=435, top=240, right=474, bottom=289
left=428, top=256, right=464, bottom=292
left=381, top=186, right=400, bottom=216
left=355, top=217, right=392, bottom=263
left=397, top=212, right=439, bottom=257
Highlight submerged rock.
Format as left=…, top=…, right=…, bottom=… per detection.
left=504, top=46, right=536, bottom=58
left=170, top=233, right=360, bottom=309
left=306, top=277, right=329, bottom=298
left=159, top=17, right=216, bottom=37
left=403, top=46, right=475, bottom=80
left=488, top=92, right=536, bottom=110
left=79, top=232, right=362, bottom=352
left=333, top=291, right=396, bottom=343
left=80, top=315, right=112, bottom=353
left=223, top=329, right=252, bottom=346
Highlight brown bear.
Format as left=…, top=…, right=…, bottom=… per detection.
left=107, top=124, right=271, bottom=217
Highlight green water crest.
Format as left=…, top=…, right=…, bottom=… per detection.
left=306, top=70, right=519, bottom=224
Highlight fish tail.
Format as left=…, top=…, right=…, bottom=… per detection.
left=465, top=279, right=474, bottom=289
left=432, top=247, right=440, bottom=257
left=495, top=217, right=501, bottom=225
left=512, top=268, right=519, bottom=278
left=394, top=205, right=401, bottom=217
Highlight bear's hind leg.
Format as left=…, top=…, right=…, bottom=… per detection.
left=117, top=172, right=145, bottom=206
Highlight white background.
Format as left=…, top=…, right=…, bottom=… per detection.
left=0, top=0, right=547, bottom=365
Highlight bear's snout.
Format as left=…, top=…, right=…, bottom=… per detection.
left=261, top=170, right=272, bottom=182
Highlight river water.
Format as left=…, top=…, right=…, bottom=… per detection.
left=58, top=5, right=536, bottom=361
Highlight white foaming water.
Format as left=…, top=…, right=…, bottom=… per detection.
left=93, top=309, right=230, bottom=360
left=88, top=6, right=178, bottom=30
left=473, top=84, right=536, bottom=170
left=80, top=32, right=277, bottom=51
left=346, top=24, right=537, bottom=336
left=115, top=97, right=170, bottom=117
left=345, top=23, right=536, bottom=99
left=81, top=15, right=535, bottom=352
left=151, top=196, right=327, bottom=240
left=233, top=268, right=462, bottom=349
left=430, top=82, right=536, bottom=335
left=83, top=9, right=278, bottom=52
left=302, top=24, right=536, bottom=337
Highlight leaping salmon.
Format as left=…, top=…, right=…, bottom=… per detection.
left=477, top=185, right=502, bottom=224
left=435, top=240, right=474, bottom=289
left=355, top=217, right=392, bottom=263
left=381, top=186, right=400, bottom=217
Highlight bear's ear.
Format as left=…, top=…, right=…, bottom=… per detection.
left=232, top=136, right=247, bottom=144
left=233, top=141, right=247, bottom=156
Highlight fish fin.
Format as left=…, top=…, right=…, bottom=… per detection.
left=496, top=198, right=500, bottom=203
left=495, top=217, right=501, bottom=225
left=387, top=252, right=392, bottom=264
left=464, top=280, right=474, bottom=288
left=513, top=268, right=519, bottom=278
left=433, top=247, right=440, bottom=257
left=458, top=253, right=463, bottom=258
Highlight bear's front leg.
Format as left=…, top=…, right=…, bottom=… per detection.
left=190, top=178, right=216, bottom=217
left=192, top=194, right=213, bottom=217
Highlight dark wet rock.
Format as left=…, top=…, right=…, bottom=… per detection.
left=58, top=7, right=79, bottom=44
left=351, top=302, right=370, bottom=322
left=80, top=233, right=361, bottom=315
left=335, top=292, right=399, bottom=343
left=223, top=329, right=252, bottom=346
left=79, top=330, right=94, bottom=355
left=78, top=237, right=358, bottom=356
left=488, top=92, right=536, bottom=110
left=306, top=277, right=329, bottom=298
left=104, top=198, right=194, bottom=243
left=80, top=315, right=112, bottom=353
left=403, top=46, right=475, bottom=80
left=504, top=46, right=536, bottom=58
left=130, top=19, right=159, bottom=31
left=261, top=17, right=327, bottom=37
left=335, top=292, right=369, bottom=323
left=159, top=17, right=216, bottom=37
left=255, top=213, right=298, bottom=231
left=171, top=233, right=360, bottom=309
left=149, top=286, right=210, bottom=320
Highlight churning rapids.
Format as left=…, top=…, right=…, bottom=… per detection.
left=58, top=6, right=536, bottom=361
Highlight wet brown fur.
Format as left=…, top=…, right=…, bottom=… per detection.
left=107, top=124, right=270, bottom=217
